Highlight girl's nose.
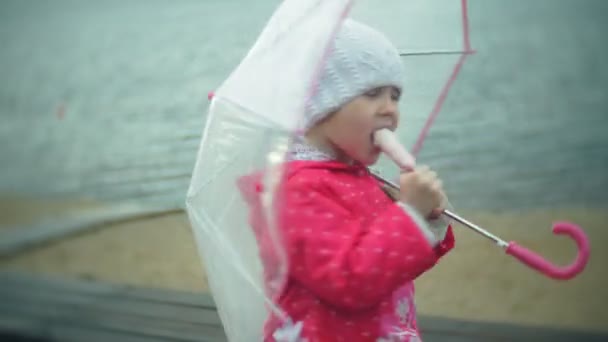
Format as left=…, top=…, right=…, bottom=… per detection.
left=379, top=93, right=399, bottom=125
left=383, top=98, right=398, bottom=114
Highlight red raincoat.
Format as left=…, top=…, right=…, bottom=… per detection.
left=239, top=158, right=454, bottom=342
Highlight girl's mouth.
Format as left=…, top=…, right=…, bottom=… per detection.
left=371, top=127, right=390, bottom=145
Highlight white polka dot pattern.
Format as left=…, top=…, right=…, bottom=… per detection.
left=243, top=158, right=455, bottom=341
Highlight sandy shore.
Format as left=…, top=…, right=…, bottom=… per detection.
left=0, top=208, right=207, bottom=292
left=0, top=196, right=103, bottom=229
left=0, top=201, right=606, bottom=332
left=414, top=207, right=607, bottom=332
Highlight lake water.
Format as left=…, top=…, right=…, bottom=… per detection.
left=1, top=0, right=607, bottom=211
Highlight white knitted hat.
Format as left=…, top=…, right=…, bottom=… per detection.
left=303, top=19, right=405, bottom=129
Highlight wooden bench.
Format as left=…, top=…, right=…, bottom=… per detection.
left=0, top=271, right=225, bottom=342
left=0, top=271, right=606, bottom=341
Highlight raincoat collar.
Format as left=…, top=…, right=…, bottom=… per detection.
left=287, top=135, right=340, bottom=162
left=286, top=135, right=366, bottom=172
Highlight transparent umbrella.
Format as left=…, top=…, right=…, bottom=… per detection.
left=188, top=1, right=590, bottom=341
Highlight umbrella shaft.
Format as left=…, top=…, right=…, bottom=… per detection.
left=371, top=172, right=509, bottom=248
left=441, top=210, right=508, bottom=248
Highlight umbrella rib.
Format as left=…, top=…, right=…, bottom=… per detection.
left=399, top=49, right=475, bottom=57
left=186, top=150, right=243, bottom=201
left=195, top=207, right=287, bottom=317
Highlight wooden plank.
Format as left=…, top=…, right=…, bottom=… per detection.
left=0, top=299, right=225, bottom=342
left=2, top=271, right=607, bottom=342
left=0, top=311, right=185, bottom=342
left=0, top=271, right=220, bottom=325
left=0, top=284, right=222, bottom=328
left=0, top=316, right=51, bottom=342
left=421, top=332, right=488, bottom=342
left=0, top=273, right=226, bottom=342
left=0, top=271, right=215, bottom=308
left=419, top=315, right=608, bottom=342
left=49, top=325, right=172, bottom=342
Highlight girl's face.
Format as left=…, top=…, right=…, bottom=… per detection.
left=307, top=86, right=401, bottom=165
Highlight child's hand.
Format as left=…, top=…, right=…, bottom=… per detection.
left=398, top=165, right=446, bottom=218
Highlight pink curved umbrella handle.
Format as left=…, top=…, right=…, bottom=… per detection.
left=208, top=91, right=215, bottom=100
left=505, top=221, right=590, bottom=280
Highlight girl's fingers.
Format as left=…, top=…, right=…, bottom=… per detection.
left=429, top=207, right=444, bottom=219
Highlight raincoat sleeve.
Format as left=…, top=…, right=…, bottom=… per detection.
left=281, top=173, right=454, bottom=310
left=396, top=201, right=453, bottom=249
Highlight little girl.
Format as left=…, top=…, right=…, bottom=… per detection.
left=240, top=18, right=454, bottom=342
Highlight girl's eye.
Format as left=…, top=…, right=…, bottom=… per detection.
left=364, top=88, right=381, bottom=97
left=391, top=88, right=402, bottom=101
left=364, top=87, right=401, bottom=101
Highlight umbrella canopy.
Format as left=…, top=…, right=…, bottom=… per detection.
left=186, top=1, right=351, bottom=340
